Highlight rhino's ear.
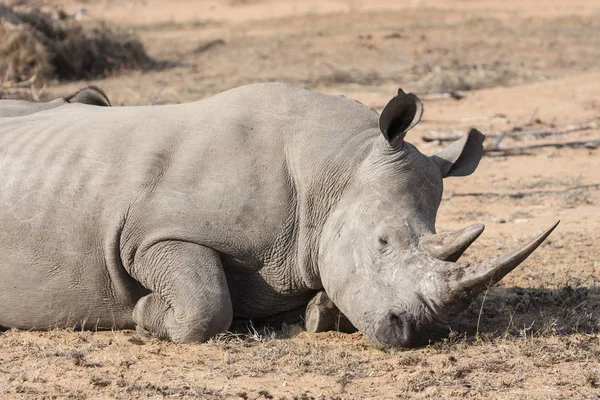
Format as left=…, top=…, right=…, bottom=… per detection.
left=379, top=88, right=423, bottom=147
left=430, top=129, right=485, bottom=177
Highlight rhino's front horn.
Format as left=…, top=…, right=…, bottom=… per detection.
left=421, top=224, right=485, bottom=262
left=452, top=221, right=560, bottom=298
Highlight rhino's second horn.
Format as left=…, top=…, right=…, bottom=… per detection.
left=420, top=224, right=485, bottom=262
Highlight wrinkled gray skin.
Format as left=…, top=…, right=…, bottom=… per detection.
left=0, top=86, right=110, bottom=117
left=0, top=83, right=557, bottom=348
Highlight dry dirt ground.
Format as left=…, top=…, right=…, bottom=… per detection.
left=1, top=0, right=600, bottom=398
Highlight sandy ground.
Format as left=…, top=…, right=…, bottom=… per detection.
left=1, top=0, right=600, bottom=398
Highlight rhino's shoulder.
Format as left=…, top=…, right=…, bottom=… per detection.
left=214, top=82, right=379, bottom=128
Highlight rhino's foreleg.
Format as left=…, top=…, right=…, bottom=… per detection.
left=130, top=241, right=233, bottom=343
left=305, top=291, right=356, bottom=333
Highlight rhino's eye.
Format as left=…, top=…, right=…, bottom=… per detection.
left=378, top=236, right=388, bottom=246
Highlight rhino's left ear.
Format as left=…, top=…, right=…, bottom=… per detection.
left=430, top=129, right=485, bottom=177
left=379, top=88, right=423, bottom=147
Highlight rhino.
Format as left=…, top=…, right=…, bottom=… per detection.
left=0, top=86, right=110, bottom=117
left=0, top=83, right=557, bottom=348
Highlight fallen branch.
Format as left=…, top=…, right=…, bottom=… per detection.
left=491, top=108, right=538, bottom=149
left=5, top=73, right=37, bottom=88
left=420, top=90, right=467, bottom=101
left=423, top=122, right=598, bottom=143
left=484, top=139, right=600, bottom=156
left=443, top=183, right=600, bottom=201
left=194, top=38, right=226, bottom=54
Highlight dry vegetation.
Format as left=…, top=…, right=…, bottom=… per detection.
left=0, top=1, right=157, bottom=99
left=1, top=0, right=600, bottom=398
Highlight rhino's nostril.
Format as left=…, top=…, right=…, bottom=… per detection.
left=385, top=311, right=413, bottom=347
left=389, top=311, right=402, bottom=326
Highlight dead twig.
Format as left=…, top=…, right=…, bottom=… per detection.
left=525, top=107, right=538, bottom=126
left=476, top=285, right=491, bottom=340
left=493, top=131, right=506, bottom=149
left=491, top=108, right=536, bottom=150
left=194, top=38, right=226, bottom=54
left=423, top=121, right=598, bottom=143
left=420, top=90, right=467, bottom=101
left=443, top=183, right=600, bottom=201
left=6, top=73, right=37, bottom=88
left=484, top=139, right=600, bottom=156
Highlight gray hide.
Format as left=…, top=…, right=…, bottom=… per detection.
left=0, top=83, right=557, bottom=348
left=0, top=86, right=110, bottom=117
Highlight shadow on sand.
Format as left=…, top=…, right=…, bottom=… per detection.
left=451, top=285, right=600, bottom=339
left=229, top=285, right=600, bottom=344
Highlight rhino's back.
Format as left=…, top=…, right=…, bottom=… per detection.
left=0, top=98, right=67, bottom=118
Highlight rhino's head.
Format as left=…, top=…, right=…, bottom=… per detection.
left=318, top=89, right=558, bottom=348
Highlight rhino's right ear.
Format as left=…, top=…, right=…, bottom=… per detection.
left=430, top=129, right=485, bottom=177
left=379, top=88, right=423, bottom=147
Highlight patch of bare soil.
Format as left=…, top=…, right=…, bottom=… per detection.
left=1, top=0, right=599, bottom=398
left=31, top=0, right=600, bottom=107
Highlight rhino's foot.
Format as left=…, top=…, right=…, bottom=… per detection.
left=130, top=241, right=233, bottom=343
left=135, top=325, right=154, bottom=339
left=305, top=291, right=356, bottom=333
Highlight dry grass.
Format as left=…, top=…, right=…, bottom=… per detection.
left=0, top=3, right=158, bottom=92
left=1, top=275, right=599, bottom=398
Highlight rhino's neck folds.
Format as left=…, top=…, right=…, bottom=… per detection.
left=286, top=128, right=381, bottom=291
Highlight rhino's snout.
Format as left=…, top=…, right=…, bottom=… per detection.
left=372, top=311, right=445, bottom=348
left=373, top=311, right=410, bottom=348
